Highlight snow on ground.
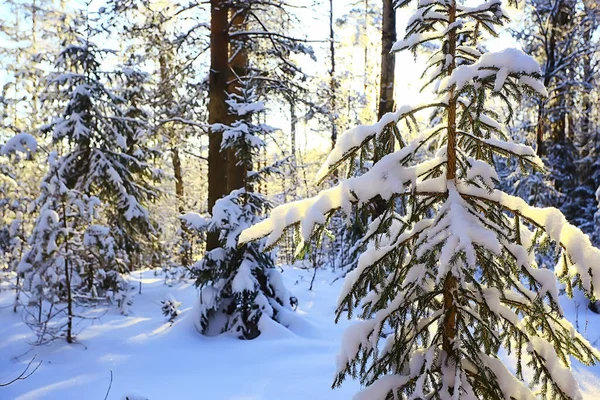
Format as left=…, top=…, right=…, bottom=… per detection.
left=1, top=265, right=600, bottom=399
left=0, top=266, right=359, bottom=400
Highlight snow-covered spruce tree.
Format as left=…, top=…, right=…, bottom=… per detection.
left=39, top=38, right=160, bottom=296
left=0, top=134, right=39, bottom=312
left=18, top=151, right=100, bottom=344
left=17, top=35, right=161, bottom=341
left=105, top=62, right=164, bottom=274
left=191, top=81, right=293, bottom=339
left=241, top=1, right=600, bottom=398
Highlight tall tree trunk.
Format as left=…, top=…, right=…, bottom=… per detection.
left=443, top=0, right=458, bottom=368
left=207, top=0, right=230, bottom=251
left=159, top=52, right=190, bottom=266
left=373, top=0, right=396, bottom=217
left=329, top=0, right=337, bottom=149
left=377, top=0, right=396, bottom=121
left=226, top=5, right=249, bottom=195
left=61, top=200, right=73, bottom=344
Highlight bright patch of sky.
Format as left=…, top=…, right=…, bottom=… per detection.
left=282, top=1, right=523, bottom=151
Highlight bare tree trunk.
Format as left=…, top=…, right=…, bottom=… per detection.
left=207, top=0, right=230, bottom=251
left=226, top=5, right=249, bottom=195
left=61, top=200, right=73, bottom=344
left=372, top=0, right=397, bottom=217
left=158, top=48, right=191, bottom=265
left=377, top=0, right=396, bottom=121
left=329, top=0, right=337, bottom=149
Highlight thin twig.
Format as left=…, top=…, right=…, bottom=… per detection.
left=103, top=370, right=113, bottom=400
left=0, top=355, right=42, bottom=387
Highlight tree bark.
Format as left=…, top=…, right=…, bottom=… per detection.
left=373, top=0, right=397, bottom=217
left=61, top=200, right=73, bottom=344
left=329, top=0, right=337, bottom=149
left=158, top=51, right=190, bottom=266
left=226, top=5, right=249, bottom=195
left=207, top=0, right=231, bottom=251
left=377, top=0, right=396, bottom=121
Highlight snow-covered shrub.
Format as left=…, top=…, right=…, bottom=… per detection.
left=161, top=294, right=182, bottom=324
left=0, top=135, right=38, bottom=310
left=241, top=1, right=600, bottom=398
left=192, top=81, right=294, bottom=339
left=193, top=189, right=294, bottom=339
left=19, top=157, right=99, bottom=343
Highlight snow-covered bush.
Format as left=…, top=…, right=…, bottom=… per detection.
left=193, top=189, right=294, bottom=339
left=0, top=133, right=39, bottom=310
left=19, top=156, right=99, bottom=343
left=192, top=81, right=294, bottom=339
left=161, top=293, right=182, bottom=324
left=241, top=0, right=600, bottom=398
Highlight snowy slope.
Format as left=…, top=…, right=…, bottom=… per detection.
left=1, top=266, right=599, bottom=399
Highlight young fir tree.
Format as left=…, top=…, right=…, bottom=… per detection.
left=40, top=37, right=160, bottom=291
left=0, top=134, right=39, bottom=312
left=18, top=151, right=99, bottom=344
left=241, top=0, right=600, bottom=398
left=18, top=32, right=161, bottom=342
left=190, top=80, right=293, bottom=340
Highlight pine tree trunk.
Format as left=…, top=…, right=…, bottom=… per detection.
left=171, top=146, right=184, bottom=213
left=158, top=50, right=190, bottom=265
left=61, top=200, right=74, bottom=344
left=226, top=5, right=248, bottom=195
left=377, top=0, right=396, bottom=121
left=443, top=0, right=458, bottom=362
left=373, top=0, right=397, bottom=217
left=207, top=0, right=230, bottom=251
left=536, top=102, right=545, bottom=156
left=329, top=0, right=337, bottom=149
left=171, top=145, right=191, bottom=265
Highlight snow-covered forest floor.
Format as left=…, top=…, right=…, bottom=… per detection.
left=1, top=265, right=600, bottom=399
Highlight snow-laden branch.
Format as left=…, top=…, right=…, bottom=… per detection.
left=459, top=131, right=544, bottom=168
left=240, top=144, right=446, bottom=248
left=315, top=102, right=446, bottom=183
left=439, top=48, right=548, bottom=97
left=0, top=133, right=38, bottom=156
left=458, top=184, right=600, bottom=298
